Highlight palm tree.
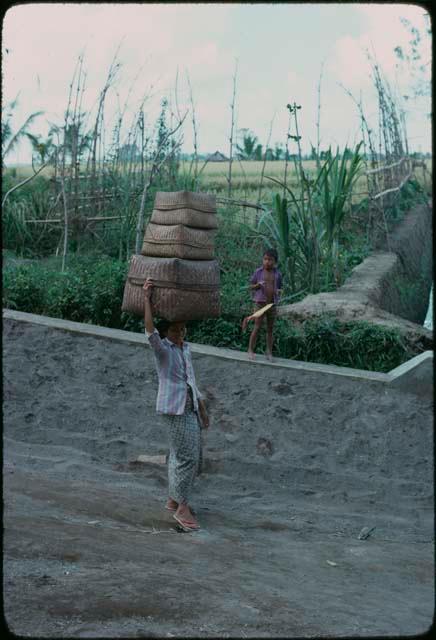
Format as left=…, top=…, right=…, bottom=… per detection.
left=236, top=129, right=262, bottom=160
left=1, top=96, right=43, bottom=166
left=26, top=132, right=56, bottom=164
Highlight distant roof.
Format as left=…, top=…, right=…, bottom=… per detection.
left=207, top=150, right=228, bottom=161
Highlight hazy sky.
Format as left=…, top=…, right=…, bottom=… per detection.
left=2, top=2, right=432, bottom=163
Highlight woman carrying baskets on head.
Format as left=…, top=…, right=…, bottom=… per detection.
left=142, top=278, right=209, bottom=532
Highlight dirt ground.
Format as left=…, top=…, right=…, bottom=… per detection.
left=2, top=317, right=434, bottom=637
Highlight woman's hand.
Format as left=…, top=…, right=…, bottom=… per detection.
left=198, top=399, right=210, bottom=429
left=143, top=278, right=153, bottom=299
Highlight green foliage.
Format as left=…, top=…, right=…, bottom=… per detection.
left=2, top=175, right=62, bottom=256
left=2, top=262, right=47, bottom=314
left=394, top=13, right=431, bottom=102
left=315, top=142, right=364, bottom=249
left=251, top=141, right=366, bottom=295
left=298, top=316, right=412, bottom=372
left=214, top=215, right=263, bottom=316
left=2, top=251, right=418, bottom=373
left=255, top=194, right=292, bottom=282
left=188, top=316, right=248, bottom=349
left=381, top=177, right=429, bottom=225
left=236, top=129, right=263, bottom=160
left=188, top=313, right=413, bottom=372
left=2, top=97, right=44, bottom=164
left=2, top=254, right=140, bottom=330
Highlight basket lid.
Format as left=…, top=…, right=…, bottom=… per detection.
left=154, top=190, right=216, bottom=212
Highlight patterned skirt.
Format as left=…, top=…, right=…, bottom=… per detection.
left=163, top=387, right=202, bottom=504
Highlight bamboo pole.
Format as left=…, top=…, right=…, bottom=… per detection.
left=134, top=115, right=186, bottom=254
left=257, top=112, right=276, bottom=206
left=227, top=59, right=238, bottom=198
left=371, top=169, right=413, bottom=200
left=216, top=197, right=263, bottom=211
left=366, top=156, right=407, bottom=174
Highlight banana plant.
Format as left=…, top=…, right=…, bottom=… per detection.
left=265, top=166, right=332, bottom=293
left=316, top=141, right=364, bottom=253
left=256, top=180, right=325, bottom=295
left=312, top=141, right=364, bottom=286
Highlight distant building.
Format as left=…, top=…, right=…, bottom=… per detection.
left=207, top=150, right=229, bottom=162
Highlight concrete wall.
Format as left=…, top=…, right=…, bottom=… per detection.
left=3, top=309, right=434, bottom=398
left=278, top=201, right=433, bottom=347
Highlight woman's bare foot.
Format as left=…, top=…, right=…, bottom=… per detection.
left=174, top=503, right=199, bottom=531
left=266, top=352, right=274, bottom=362
left=165, top=498, right=178, bottom=511
left=248, top=351, right=256, bottom=361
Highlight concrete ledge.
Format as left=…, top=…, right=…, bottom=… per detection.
left=4, top=309, right=433, bottom=394
left=387, top=351, right=434, bottom=398
left=277, top=201, right=433, bottom=348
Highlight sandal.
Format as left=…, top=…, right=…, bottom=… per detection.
left=165, top=502, right=196, bottom=515
left=173, top=513, right=200, bottom=532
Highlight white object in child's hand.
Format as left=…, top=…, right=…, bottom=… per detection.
left=251, top=303, right=274, bottom=318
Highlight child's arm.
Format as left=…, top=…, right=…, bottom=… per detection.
left=242, top=314, right=256, bottom=331
left=276, top=272, right=283, bottom=301
left=249, top=270, right=263, bottom=290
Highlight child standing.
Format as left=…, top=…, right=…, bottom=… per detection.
left=244, top=248, right=282, bottom=361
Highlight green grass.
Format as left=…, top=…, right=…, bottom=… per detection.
left=2, top=252, right=417, bottom=373
left=2, top=156, right=430, bottom=373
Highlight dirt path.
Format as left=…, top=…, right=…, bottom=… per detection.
left=3, top=318, right=434, bottom=637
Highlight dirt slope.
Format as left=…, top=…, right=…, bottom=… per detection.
left=3, top=318, right=434, bottom=637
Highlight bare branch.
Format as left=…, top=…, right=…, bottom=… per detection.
left=257, top=111, right=276, bottom=205
left=227, top=58, right=238, bottom=198
left=134, top=113, right=187, bottom=254
left=2, top=162, right=49, bottom=207
left=186, top=71, right=199, bottom=186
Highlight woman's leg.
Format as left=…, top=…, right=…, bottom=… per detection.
left=167, top=410, right=201, bottom=527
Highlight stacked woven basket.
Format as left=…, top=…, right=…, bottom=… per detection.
left=121, top=191, right=220, bottom=322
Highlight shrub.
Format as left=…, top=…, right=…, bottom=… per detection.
left=3, top=255, right=122, bottom=323
left=2, top=262, right=48, bottom=314
left=2, top=255, right=416, bottom=373
left=187, top=313, right=414, bottom=373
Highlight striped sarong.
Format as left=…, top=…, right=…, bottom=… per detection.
left=163, top=387, right=202, bottom=504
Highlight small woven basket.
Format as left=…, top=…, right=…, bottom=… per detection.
left=150, top=207, right=218, bottom=230
left=141, top=223, right=215, bottom=260
left=154, top=190, right=216, bottom=213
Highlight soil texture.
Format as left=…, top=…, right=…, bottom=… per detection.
left=3, top=318, right=434, bottom=637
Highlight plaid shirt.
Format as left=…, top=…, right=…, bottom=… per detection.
left=145, top=329, right=202, bottom=415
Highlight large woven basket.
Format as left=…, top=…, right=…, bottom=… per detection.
left=154, top=190, right=216, bottom=213
left=141, top=223, right=215, bottom=260
left=150, top=207, right=218, bottom=230
left=122, top=255, right=220, bottom=321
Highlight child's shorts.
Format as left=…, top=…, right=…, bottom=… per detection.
left=254, top=302, right=277, bottom=320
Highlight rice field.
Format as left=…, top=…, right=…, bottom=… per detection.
left=7, top=157, right=431, bottom=203
left=3, top=156, right=431, bottom=236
